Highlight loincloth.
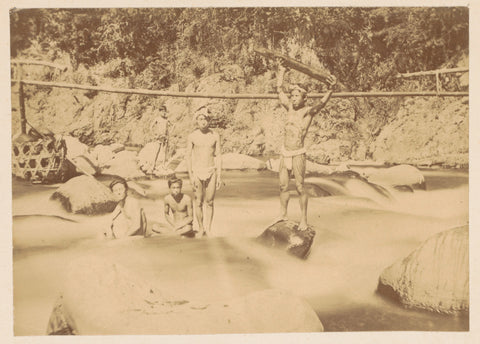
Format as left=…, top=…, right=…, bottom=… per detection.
left=192, top=166, right=216, bottom=181
left=281, top=146, right=306, bottom=170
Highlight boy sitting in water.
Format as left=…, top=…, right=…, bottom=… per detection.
left=163, top=178, right=196, bottom=238
left=106, top=178, right=148, bottom=239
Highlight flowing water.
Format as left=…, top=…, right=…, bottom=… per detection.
left=12, top=168, right=469, bottom=334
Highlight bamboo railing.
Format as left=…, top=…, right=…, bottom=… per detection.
left=11, top=79, right=469, bottom=99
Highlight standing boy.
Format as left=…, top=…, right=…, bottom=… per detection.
left=276, top=61, right=336, bottom=230
left=186, top=107, right=222, bottom=237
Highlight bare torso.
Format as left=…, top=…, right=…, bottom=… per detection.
left=284, top=105, right=313, bottom=150
left=164, top=194, right=191, bottom=223
left=189, top=129, right=218, bottom=169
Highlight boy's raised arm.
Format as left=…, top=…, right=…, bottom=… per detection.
left=277, top=61, right=290, bottom=109
left=308, top=75, right=337, bottom=116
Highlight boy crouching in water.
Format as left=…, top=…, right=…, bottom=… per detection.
left=164, top=178, right=196, bottom=238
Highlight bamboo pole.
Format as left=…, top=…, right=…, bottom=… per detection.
left=396, top=67, right=468, bottom=78
left=11, top=79, right=469, bottom=98
left=11, top=59, right=68, bottom=71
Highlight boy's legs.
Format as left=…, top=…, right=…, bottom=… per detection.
left=193, top=178, right=205, bottom=235
left=278, top=156, right=291, bottom=222
left=178, top=223, right=195, bottom=237
left=203, top=173, right=217, bottom=236
left=292, top=154, right=308, bottom=230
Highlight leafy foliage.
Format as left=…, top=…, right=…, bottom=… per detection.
left=11, top=7, right=468, bottom=91
left=10, top=7, right=468, bottom=160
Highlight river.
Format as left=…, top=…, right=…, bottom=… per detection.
left=12, top=167, right=469, bottom=334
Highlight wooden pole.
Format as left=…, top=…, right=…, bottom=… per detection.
left=254, top=46, right=334, bottom=84
left=11, top=79, right=469, bottom=98
left=396, top=67, right=468, bottom=78
left=17, top=64, right=27, bottom=134
left=435, top=72, right=441, bottom=94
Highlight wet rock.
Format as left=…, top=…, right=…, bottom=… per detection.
left=393, top=185, right=414, bottom=193
left=46, top=257, right=323, bottom=335
left=256, top=220, right=316, bottom=259
left=304, top=183, right=331, bottom=197
left=329, top=169, right=367, bottom=182
left=51, top=175, right=117, bottom=214
left=377, top=226, right=468, bottom=314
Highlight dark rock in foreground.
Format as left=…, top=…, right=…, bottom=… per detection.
left=256, top=220, right=316, bottom=259
left=377, top=226, right=468, bottom=314
left=51, top=175, right=117, bottom=214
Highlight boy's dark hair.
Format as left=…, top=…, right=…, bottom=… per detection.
left=109, top=177, right=128, bottom=191
left=168, top=178, right=183, bottom=188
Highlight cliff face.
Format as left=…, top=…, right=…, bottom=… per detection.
left=12, top=60, right=468, bottom=166
left=370, top=97, right=469, bottom=167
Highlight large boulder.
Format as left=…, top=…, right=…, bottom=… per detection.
left=137, top=142, right=164, bottom=172
left=46, top=256, right=323, bottom=335
left=51, top=175, right=117, bottom=214
left=357, top=164, right=426, bottom=190
left=62, top=135, right=89, bottom=159
left=89, top=143, right=124, bottom=168
left=256, top=220, right=316, bottom=259
left=136, top=142, right=175, bottom=177
left=101, top=150, right=145, bottom=179
left=377, top=226, right=468, bottom=313
left=221, top=153, right=266, bottom=170
left=174, top=159, right=188, bottom=173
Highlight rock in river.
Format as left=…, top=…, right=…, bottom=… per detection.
left=256, top=220, right=316, bottom=259
left=51, top=175, right=117, bottom=214
left=46, top=256, right=323, bottom=335
left=377, top=226, right=468, bottom=314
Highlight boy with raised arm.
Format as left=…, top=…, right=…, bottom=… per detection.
left=186, top=107, right=222, bottom=237
left=276, top=60, right=336, bottom=230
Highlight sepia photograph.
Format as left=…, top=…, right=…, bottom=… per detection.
left=5, top=1, right=477, bottom=341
